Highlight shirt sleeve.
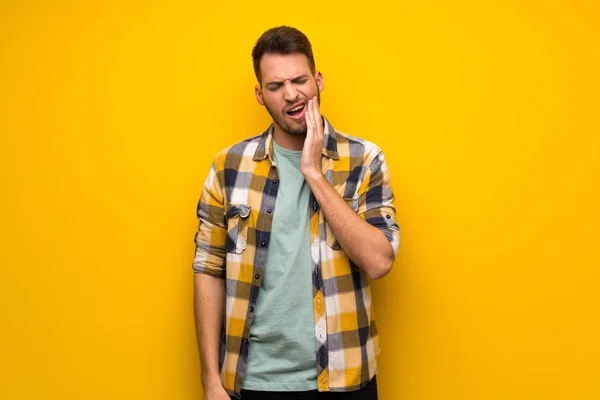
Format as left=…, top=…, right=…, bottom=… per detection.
left=356, top=150, right=401, bottom=258
left=192, top=160, right=227, bottom=278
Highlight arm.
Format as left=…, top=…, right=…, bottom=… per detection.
left=194, top=274, right=229, bottom=398
left=302, top=97, right=398, bottom=279
left=192, top=160, right=230, bottom=399
left=304, top=173, right=395, bottom=279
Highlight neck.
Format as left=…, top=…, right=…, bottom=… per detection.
left=272, top=125, right=306, bottom=151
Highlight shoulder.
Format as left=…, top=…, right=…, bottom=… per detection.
left=333, top=128, right=385, bottom=166
left=211, top=132, right=264, bottom=171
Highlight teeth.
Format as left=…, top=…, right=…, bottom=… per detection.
left=289, top=105, right=303, bottom=112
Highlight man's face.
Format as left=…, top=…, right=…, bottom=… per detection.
left=255, top=53, right=324, bottom=136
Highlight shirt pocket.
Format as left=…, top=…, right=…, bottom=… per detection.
left=325, top=197, right=359, bottom=250
left=225, top=204, right=251, bottom=254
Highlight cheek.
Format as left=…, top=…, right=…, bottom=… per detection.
left=299, top=83, right=317, bottom=97
left=263, top=94, right=282, bottom=110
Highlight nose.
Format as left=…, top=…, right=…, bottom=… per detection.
left=282, top=81, right=298, bottom=102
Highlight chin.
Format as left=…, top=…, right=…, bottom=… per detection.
left=286, top=120, right=308, bottom=136
left=287, top=128, right=308, bottom=136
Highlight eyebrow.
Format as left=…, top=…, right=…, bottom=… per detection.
left=265, top=74, right=309, bottom=86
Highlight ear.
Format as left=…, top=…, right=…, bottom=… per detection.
left=315, top=71, right=324, bottom=93
left=255, top=84, right=264, bottom=106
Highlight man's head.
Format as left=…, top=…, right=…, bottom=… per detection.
left=252, top=26, right=324, bottom=136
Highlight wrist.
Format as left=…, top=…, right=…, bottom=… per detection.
left=302, top=168, right=324, bottom=184
left=201, top=372, right=222, bottom=390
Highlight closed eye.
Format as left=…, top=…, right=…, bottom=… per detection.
left=266, top=75, right=309, bottom=91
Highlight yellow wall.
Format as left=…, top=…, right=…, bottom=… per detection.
left=2, top=1, right=599, bottom=399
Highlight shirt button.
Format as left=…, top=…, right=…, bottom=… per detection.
left=255, top=274, right=260, bottom=280
left=386, top=214, right=391, bottom=219
left=267, top=208, right=272, bottom=214
left=244, top=338, right=249, bottom=344
left=273, top=178, right=278, bottom=184
left=261, top=241, right=267, bottom=247
left=249, top=305, right=254, bottom=312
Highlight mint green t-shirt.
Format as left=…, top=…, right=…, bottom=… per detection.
left=242, top=141, right=317, bottom=391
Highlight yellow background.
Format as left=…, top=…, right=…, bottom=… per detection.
left=1, top=1, right=599, bottom=399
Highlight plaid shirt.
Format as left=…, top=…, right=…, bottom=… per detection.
left=193, top=117, right=400, bottom=399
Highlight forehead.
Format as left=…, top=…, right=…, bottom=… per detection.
left=260, top=53, right=312, bottom=83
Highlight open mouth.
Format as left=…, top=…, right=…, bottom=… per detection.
left=286, top=103, right=306, bottom=119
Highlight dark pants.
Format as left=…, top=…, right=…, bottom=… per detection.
left=233, top=376, right=378, bottom=400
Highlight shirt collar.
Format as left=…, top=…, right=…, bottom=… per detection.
left=253, top=115, right=340, bottom=162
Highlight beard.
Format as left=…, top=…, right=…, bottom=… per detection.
left=264, top=90, right=321, bottom=137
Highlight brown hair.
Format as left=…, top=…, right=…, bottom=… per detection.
left=252, top=26, right=316, bottom=85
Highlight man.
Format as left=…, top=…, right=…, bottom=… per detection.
left=193, top=26, right=400, bottom=400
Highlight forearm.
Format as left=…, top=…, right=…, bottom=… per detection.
left=194, top=273, right=225, bottom=389
left=305, top=172, right=394, bottom=279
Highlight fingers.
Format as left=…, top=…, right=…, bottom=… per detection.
left=305, top=96, right=322, bottom=141
left=305, top=98, right=314, bottom=132
left=311, top=96, right=322, bottom=138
